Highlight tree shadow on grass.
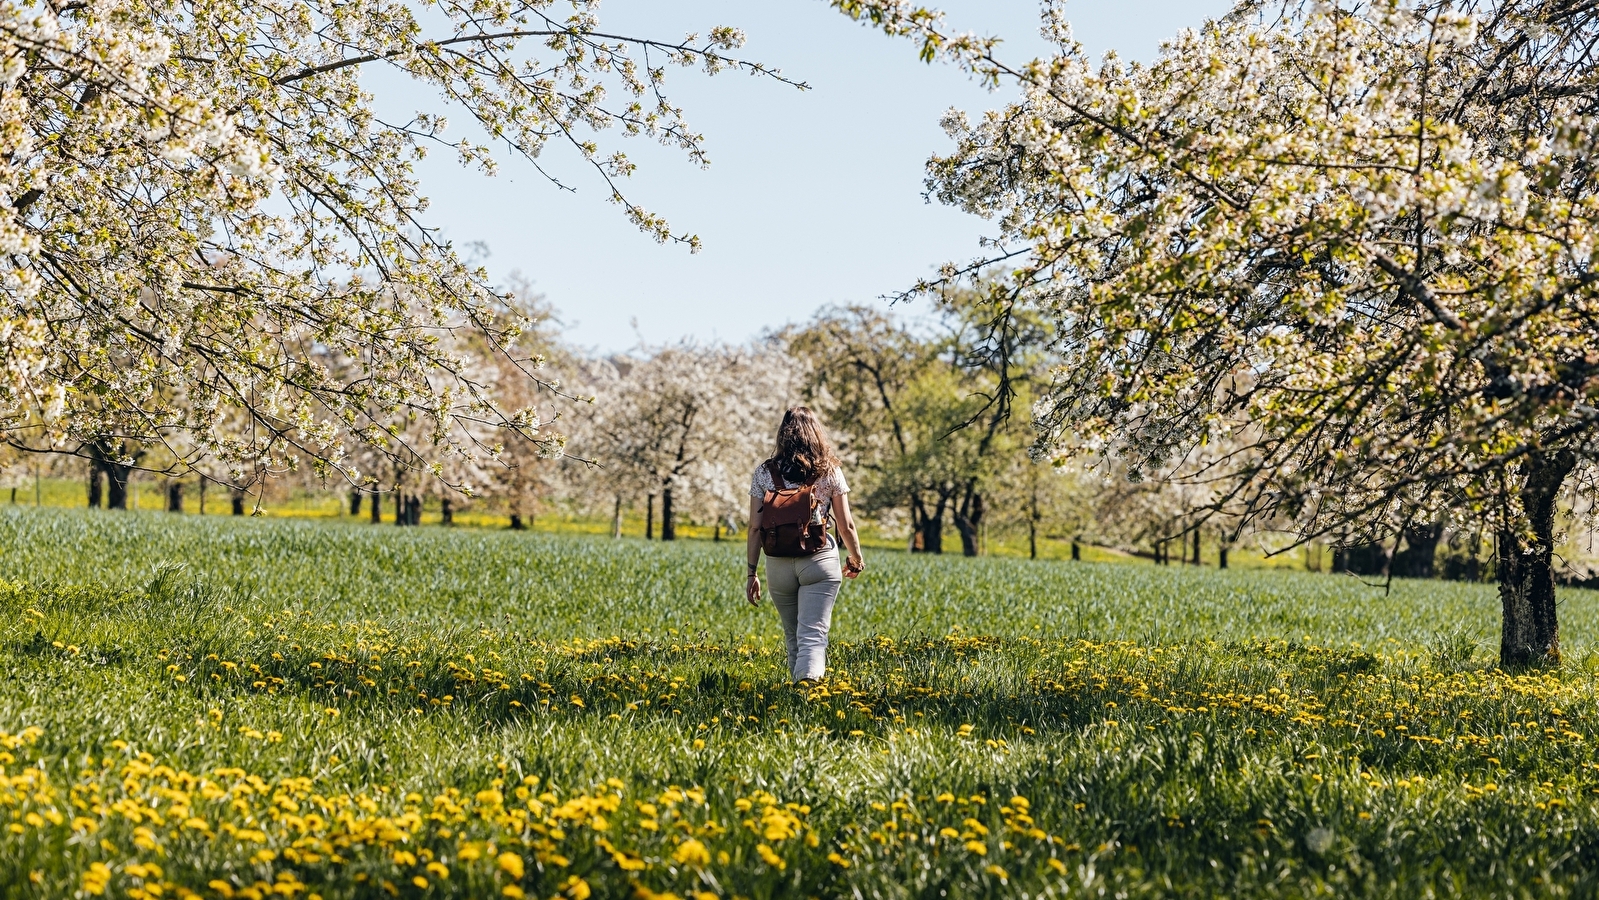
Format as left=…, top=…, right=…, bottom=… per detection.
left=0, top=575, right=1539, bottom=784
left=162, top=624, right=1403, bottom=754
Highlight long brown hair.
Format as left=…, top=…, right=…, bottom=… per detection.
left=771, top=407, right=840, bottom=485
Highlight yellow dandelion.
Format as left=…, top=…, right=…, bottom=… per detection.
left=497, top=852, right=525, bottom=880
left=673, top=838, right=712, bottom=867
left=756, top=843, right=787, bottom=870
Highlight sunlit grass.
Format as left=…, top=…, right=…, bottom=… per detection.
left=5, top=477, right=1337, bottom=564
left=2, top=508, right=1599, bottom=897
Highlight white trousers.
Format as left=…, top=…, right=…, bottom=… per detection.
left=766, top=550, right=842, bottom=681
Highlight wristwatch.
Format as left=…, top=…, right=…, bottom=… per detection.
left=747, top=563, right=758, bottom=576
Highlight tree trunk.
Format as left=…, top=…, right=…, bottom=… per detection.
left=1219, top=546, right=1229, bottom=569
left=349, top=490, right=362, bottom=516
left=909, top=495, right=928, bottom=553
left=87, top=464, right=103, bottom=508
left=509, top=513, right=524, bottom=530
left=954, top=488, right=983, bottom=557
left=612, top=496, right=623, bottom=539
left=1029, top=480, right=1040, bottom=560
left=1392, top=521, right=1443, bottom=579
left=646, top=494, right=655, bottom=540
left=166, top=482, right=183, bottom=512
left=954, top=519, right=978, bottom=556
left=661, top=486, right=676, bottom=541
left=1333, top=541, right=1389, bottom=576
left=87, top=440, right=137, bottom=510
left=1190, top=529, right=1201, bottom=565
left=230, top=489, right=246, bottom=516
left=199, top=480, right=206, bottom=515
left=922, top=508, right=944, bottom=554
left=105, top=463, right=129, bottom=510
left=1498, top=449, right=1576, bottom=668
left=441, top=496, right=453, bottom=526
left=369, top=491, right=381, bottom=524
left=919, top=490, right=951, bottom=555
left=394, top=492, right=405, bottom=526
left=714, top=521, right=721, bottom=542
left=1071, top=540, right=1081, bottom=561
left=407, top=495, right=422, bottom=526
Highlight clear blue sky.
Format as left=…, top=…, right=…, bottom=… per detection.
left=386, top=1, right=1233, bottom=352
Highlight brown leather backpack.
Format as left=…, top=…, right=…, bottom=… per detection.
left=758, top=459, right=829, bottom=557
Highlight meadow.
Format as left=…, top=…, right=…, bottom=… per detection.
left=2, top=508, right=1599, bottom=898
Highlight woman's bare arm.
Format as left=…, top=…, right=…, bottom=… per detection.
left=833, top=492, right=864, bottom=575
left=745, top=496, right=763, bottom=605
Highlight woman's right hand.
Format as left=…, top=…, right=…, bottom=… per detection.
left=844, top=553, right=864, bottom=579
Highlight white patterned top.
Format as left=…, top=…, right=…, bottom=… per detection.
left=749, top=463, right=850, bottom=519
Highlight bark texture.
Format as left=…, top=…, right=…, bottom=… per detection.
left=1333, top=542, right=1390, bottom=576
left=954, top=486, right=984, bottom=557
left=87, top=441, right=135, bottom=510
left=661, top=486, right=676, bottom=541
left=910, top=493, right=948, bottom=554
left=1391, top=521, right=1443, bottom=579
left=1498, top=449, right=1576, bottom=668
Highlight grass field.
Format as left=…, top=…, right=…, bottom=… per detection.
left=3, top=507, right=1599, bottom=898
left=2, top=476, right=1330, bottom=567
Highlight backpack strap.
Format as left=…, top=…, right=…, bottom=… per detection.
left=764, top=459, right=785, bottom=491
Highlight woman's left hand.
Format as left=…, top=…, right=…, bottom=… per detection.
left=746, top=574, right=762, bottom=605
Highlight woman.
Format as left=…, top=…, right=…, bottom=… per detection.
left=746, top=407, right=865, bottom=682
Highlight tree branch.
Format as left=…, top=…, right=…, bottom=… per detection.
left=275, top=30, right=808, bottom=88
left=1372, top=252, right=1464, bottom=330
